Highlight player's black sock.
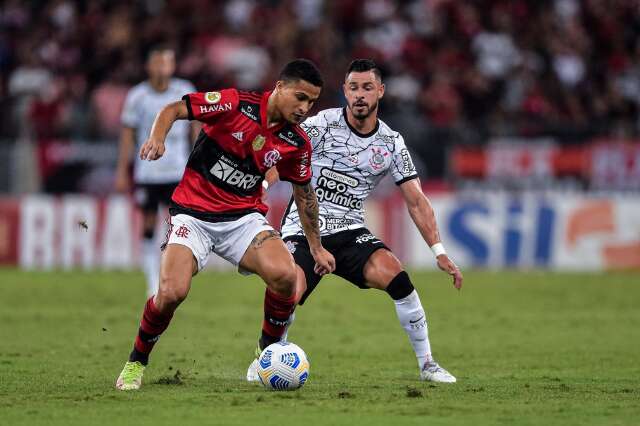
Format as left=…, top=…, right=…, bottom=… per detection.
left=259, top=332, right=280, bottom=351
left=129, top=348, right=150, bottom=365
left=128, top=297, right=174, bottom=366
left=385, top=271, right=415, bottom=300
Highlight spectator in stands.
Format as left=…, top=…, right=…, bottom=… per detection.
left=1, top=0, right=639, bottom=178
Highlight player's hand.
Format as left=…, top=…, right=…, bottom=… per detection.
left=436, top=255, right=463, bottom=290
left=310, top=246, right=335, bottom=276
left=139, top=138, right=166, bottom=161
left=114, top=168, right=130, bottom=192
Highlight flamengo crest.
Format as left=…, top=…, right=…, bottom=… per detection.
left=263, top=149, right=281, bottom=168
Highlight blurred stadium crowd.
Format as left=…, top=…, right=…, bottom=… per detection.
left=1, top=0, right=640, bottom=183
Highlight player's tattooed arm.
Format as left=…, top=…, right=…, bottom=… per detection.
left=292, top=182, right=320, bottom=245
left=292, top=183, right=335, bottom=275
left=140, top=100, right=189, bottom=161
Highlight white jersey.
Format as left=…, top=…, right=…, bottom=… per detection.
left=281, top=108, right=418, bottom=237
left=121, top=78, right=195, bottom=184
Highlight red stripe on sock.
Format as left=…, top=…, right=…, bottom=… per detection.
left=140, top=297, right=172, bottom=334
left=133, top=297, right=174, bottom=354
left=262, top=288, right=296, bottom=338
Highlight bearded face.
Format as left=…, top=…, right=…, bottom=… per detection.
left=343, top=70, right=384, bottom=120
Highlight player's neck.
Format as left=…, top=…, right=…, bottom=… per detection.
left=149, top=78, right=169, bottom=93
left=266, top=92, right=284, bottom=128
left=345, top=108, right=378, bottom=135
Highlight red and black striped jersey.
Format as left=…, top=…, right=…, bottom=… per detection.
left=170, top=89, right=312, bottom=221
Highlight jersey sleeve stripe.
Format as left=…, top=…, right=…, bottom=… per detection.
left=395, top=174, right=419, bottom=186
left=182, top=94, right=194, bottom=121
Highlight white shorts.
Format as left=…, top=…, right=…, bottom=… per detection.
left=164, top=213, right=275, bottom=273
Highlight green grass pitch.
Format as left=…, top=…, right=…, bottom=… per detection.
left=1, top=268, right=639, bottom=425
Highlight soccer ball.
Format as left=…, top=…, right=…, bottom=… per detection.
left=256, top=342, right=309, bottom=391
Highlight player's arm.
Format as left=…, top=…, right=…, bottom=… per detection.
left=139, top=100, right=189, bottom=161
left=291, top=182, right=335, bottom=275
left=115, top=126, right=135, bottom=192
left=399, top=178, right=463, bottom=289
left=189, top=121, right=201, bottom=145
left=185, top=83, right=202, bottom=145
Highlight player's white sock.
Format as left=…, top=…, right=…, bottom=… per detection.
left=393, top=290, right=432, bottom=369
left=141, top=237, right=159, bottom=297
left=280, top=312, right=295, bottom=342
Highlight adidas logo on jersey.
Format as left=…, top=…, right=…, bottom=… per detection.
left=232, top=132, right=243, bottom=141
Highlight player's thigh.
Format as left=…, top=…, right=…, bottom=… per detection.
left=362, top=248, right=404, bottom=290
left=155, top=243, right=198, bottom=310
left=165, top=214, right=213, bottom=271
left=332, top=229, right=393, bottom=290
left=239, top=231, right=297, bottom=292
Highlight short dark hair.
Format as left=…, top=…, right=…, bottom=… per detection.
left=346, top=59, right=382, bottom=81
left=279, top=59, right=323, bottom=88
left=145, top=44, right=174, bottom=62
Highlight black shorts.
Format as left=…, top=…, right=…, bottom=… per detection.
left=134, top=183, right=178, bottom=214
left=283, top=228, right=390, bottom=305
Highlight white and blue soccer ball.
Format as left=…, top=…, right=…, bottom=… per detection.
left=256, top=342, right=309, bottom=391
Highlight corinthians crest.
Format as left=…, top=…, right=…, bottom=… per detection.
left=368, top=147, right=388, bottom=170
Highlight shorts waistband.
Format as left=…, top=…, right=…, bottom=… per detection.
left=169, top=201, right=263, bottom=223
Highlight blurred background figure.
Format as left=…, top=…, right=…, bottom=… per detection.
left=115, top=45, right=197, bottom=297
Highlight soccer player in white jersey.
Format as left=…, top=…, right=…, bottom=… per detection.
left=115, top=46, right=199, bottom=297
left=247, top=59, right=463, bottom=383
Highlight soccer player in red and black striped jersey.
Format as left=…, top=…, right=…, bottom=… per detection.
left=116, top=59, right=335, bottom=390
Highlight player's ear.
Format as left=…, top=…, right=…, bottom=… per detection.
left=378, top=83, right=385, bottom=100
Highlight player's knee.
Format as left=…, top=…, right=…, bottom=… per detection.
left=384, top=271, right=415, bottom=300
left=156, top=276, right=189, bottom=311
left=364, top=249, right=403, bottom=290
left=264, top=261, right=297, bottom=296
